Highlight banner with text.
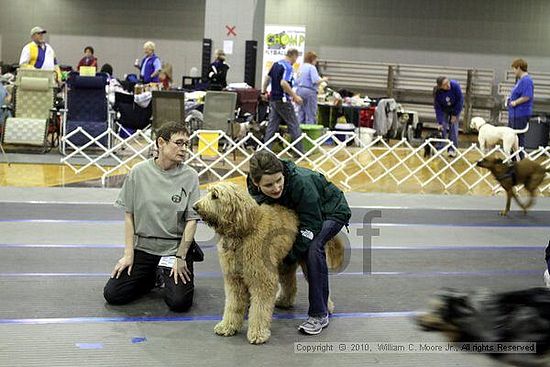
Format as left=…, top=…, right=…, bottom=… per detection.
left=262, top=25, right=306, bottom=88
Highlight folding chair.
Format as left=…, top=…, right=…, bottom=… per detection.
left=2, top=69, right=56, bottom=153
left=202, top=91, right=237, bottom=131
left=113, top=91, right=152, bottom=135
left=200, top=91, right=237, bottom=157
left=232, top=88, right=260, bottom=120
left=152, top=90, right=186, bottom=137
left=61, top=72, right=110, bottom=154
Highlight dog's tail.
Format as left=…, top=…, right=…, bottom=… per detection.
left=513, top=123, right=529, bottom=134
left=326, top=235, right=345, bottom=271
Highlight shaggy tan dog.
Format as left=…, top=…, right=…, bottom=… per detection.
left=193, top=182, right=344, bottom=344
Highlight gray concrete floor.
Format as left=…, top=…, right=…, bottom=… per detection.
left=0, top=188, right=548, bottom=367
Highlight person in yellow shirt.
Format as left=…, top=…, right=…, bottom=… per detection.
left=19, top=26, right=61, bottom=81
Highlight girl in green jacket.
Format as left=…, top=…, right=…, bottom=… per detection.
left=248, top=150, right=351, bottom=335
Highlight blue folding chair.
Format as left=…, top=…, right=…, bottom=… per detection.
left=61, top=72, right=110, bottom=154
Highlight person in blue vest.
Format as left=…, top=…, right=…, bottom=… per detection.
left=433, top=77, right=464, bottom=158
left=508, top=58, right=534, bottom=160
left=135, top=41, right=162, bottom=84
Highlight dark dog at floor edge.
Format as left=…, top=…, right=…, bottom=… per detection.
left=423, top=131, right=443, bottom=158
left=477, top=156, right=550, bottom=216
left=415, top=287, right=550, bottom=367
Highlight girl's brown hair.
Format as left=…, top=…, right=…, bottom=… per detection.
left=249, top=150, right=283, bottom=184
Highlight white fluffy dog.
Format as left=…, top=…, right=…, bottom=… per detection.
left=470, top=116, right=529, bottom=157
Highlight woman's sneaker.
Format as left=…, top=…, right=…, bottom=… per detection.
left=298, top=315, right=329, bottom=335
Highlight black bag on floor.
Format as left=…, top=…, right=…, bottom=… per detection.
left=525, top=116, right=549, bottom=149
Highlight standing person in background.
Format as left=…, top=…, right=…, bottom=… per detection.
left=159, top=63, right=173, bottom=90
left=433, top=76, right=464, bottom=158
left=508, top=58, right=534, bottom=160
left=19, top=26, right=61, bottom=82
left=135, top=41, right=162, bottom=84
left=261, top=48, right=304, bottom=154
left=0, top=81, right=11, bottom=127
left=208, top=49, right=230, bottom=91
left=77, top=46, right=98, bottom=71
left=296, top=51, right=327, bottom=124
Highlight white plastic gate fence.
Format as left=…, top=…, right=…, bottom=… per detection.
left=60, top=127, right=550, bottom=195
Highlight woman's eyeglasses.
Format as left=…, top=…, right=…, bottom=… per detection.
left=169, top=139, right=190, bottom=148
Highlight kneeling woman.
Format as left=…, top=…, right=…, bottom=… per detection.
left=247, top=150, right=351, bottom=335
left=104, top=122, right=201, bottom=312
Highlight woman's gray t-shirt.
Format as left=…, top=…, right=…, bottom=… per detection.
left=114, top=158, right=200, bottom=256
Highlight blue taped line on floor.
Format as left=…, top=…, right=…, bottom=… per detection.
left=0, top=311, right=421, bottom=325
left=75, top=343, right=104, bottom=349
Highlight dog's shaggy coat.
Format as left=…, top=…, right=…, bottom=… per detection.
left=416, top=287, right=550, bottom=367
left=193, top=182, right=344, bottom=344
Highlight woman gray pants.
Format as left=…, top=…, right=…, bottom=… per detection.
left=296, top=87, right=318, bottom=124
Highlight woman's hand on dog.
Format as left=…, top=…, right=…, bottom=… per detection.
left=171, top=258, right=191, bottom=285
left=111, top=254, right=134, bottom=279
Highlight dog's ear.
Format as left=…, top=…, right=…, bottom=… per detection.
left=210, top=186, right=220, bottom=200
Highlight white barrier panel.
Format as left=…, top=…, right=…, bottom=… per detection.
left=60, top=128, right=550, bottom=195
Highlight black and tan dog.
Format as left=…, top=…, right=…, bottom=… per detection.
left=423, top=131, right=443, bottom=158
left=415, top=287, right=550, bottom=367
left=477, top=156, right=549, bottom=216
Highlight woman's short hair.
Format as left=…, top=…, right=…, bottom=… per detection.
left=143, top=41, right=156, bottom=51
left=304, top=51, right=317, bottom=64
left=249, top=150, right=284, bottom=184
left=155, top=121, right=189, bottom=148
left=511, top=58, right=528, bottom=72
left=84, top=46, right=94, bottom=55
left=433, top=76, right=448, bottom=98
left=286, top=48, right=299, bottom=57
left=100, top=63, right=113, bottom=76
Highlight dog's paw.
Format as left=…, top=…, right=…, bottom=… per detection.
left=247, top=327, right=271, bottom=344
left=275, top=296, right=294, bottom=309
left=499, top=210, right=509, bottom=216
left=214, top=321, right=238, bottom=337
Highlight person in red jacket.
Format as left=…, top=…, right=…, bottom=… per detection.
left=77, top=46, right=98, bottom=71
